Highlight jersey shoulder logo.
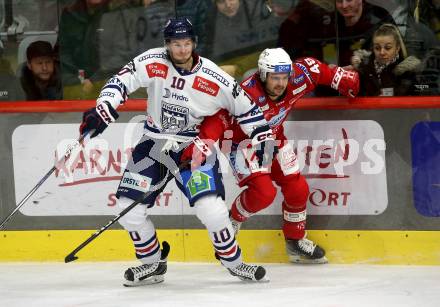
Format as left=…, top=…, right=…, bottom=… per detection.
left=295, top=63, right=313, bottom=82
left=292, top=73, right=305, bottom=85
left=242, top=78, right=256, bottom=88
left=192, top=76, right=220, bottom=96
left=138, top=52, right=167, bottom=62
left=232, top=81, right=242, bottom=98
left=201, top=67, right=230, bottom=87
left=146, top=62, right=169, bottom=79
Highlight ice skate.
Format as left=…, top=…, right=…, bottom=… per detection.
left=123, top=241, right=170, bottom=287
left=285, top=237, right=328, bottom=264
left=227, top=262, right=269, bottom=282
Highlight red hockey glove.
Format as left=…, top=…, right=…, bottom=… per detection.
left=80, top=101, right=119, bottom=138
left=330, top=67, right=360, bottom=98
left=180, top=136, right=215, bottom=170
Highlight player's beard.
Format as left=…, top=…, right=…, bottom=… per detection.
left=266, top=86, right=286, bottom=99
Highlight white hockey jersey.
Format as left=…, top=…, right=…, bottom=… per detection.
left=96, top=47, right=268, bottom=141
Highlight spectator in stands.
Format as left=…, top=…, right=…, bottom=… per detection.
left=204, top=0, right=282, bottom=79
left=58, top=0, right=111, bottom=98
left=278, top=0, right=396, bottom=67
left=0, top=40, right=25, bottom=101
left=403, top=0, right=440, bottom=95
left=98, top=0, right=174, bottom=78
left=404, top=0, right=439, bottom=60
left=19, top=40, right=62, bottom=101
left=351, top=23, right=422, bottom=96
left=176, top=0, right=213, bottom=56
left=278, top=0, right=395, bottom=96
left=417, top=0, right=440, bottom=40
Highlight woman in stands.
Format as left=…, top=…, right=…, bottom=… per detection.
left=351, top=23, right=422, bottom=96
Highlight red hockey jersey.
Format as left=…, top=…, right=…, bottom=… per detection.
left=198, top=57, right=345, bottom=146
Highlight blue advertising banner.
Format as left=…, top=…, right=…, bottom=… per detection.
left=411, top=122, right=440, bottom=217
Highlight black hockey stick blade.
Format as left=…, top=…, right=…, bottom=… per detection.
left=64, top=254, right=78, bottom=263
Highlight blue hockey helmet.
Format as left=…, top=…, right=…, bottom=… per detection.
left=163, top=17, right=196, bottom=43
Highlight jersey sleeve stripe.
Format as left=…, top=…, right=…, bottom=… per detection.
left=235, top=104, right=259, bottom=119
left=102, top=84, right=128, bottom=99
left=237, top=115, right=265, bottom=125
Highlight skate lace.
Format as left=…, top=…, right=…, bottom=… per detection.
left=231, top=219, right=242, bottom=234
left=297, top=238, right=316, bottom=255
left=231, top=263, right=257, bottom=279
left=131, top=262, right=159, bottom=279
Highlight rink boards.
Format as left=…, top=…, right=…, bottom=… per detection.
left=0, top=97, right=439, bottom=264
left=1, top=229, right=440, bottom=264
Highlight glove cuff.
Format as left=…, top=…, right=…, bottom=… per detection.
left=96, top=101, right=119, bottom=125
left=250, top=125, right=274, bottom=146
left=331, top=67, right=344, bottom=90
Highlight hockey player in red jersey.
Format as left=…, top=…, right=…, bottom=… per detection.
left=181, top=47, right=359, bottom=264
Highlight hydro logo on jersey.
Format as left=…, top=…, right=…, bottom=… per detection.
left=163, top=88, right=171, bottom=98
left=161, top=102, right=189, bottom=131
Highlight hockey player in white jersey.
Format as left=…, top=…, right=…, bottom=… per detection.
left=79, top=17, right=274, bottom=286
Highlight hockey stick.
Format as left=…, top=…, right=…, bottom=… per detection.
left=64, top=160, right=189, bottom=263
left=0, top=132, right=89, bottom=230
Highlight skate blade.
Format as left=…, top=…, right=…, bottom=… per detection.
left=288, top=254, right=328, bottom=264
left=236, top=275, right=270, bottom=283
left=256, top=276, right=270, bottom=283
left=123, top=275, right=165, bottom=287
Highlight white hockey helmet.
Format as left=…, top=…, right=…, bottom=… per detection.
left=258, top=48, right=292, bottom=82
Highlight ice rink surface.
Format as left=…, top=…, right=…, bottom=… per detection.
left=1, top=262, right=439, bottom=307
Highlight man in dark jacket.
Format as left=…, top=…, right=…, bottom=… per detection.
left=278, top=0, right=396, bottom=67
left=20, top=40, right=62, bottom=101
left=278, top=0, right=395, bottom=96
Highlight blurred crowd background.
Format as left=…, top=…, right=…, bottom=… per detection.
left=0, top=0, right=438, bottom=101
